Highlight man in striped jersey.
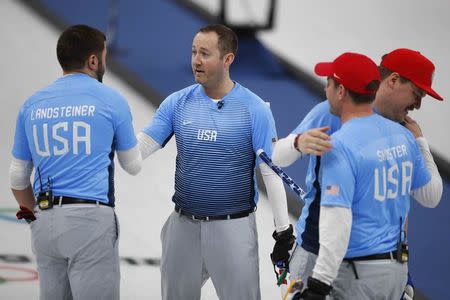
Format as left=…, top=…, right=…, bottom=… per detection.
left=137, top=24, right=293, bottom=300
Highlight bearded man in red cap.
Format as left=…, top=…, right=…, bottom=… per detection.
left=273, top=49, right=443, bottom=300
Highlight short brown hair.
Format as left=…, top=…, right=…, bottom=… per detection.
left=57, top=25, right=106, bottom=71
left=331, top=77, right=379, bottom=104
left=378, top=54, right=410, bottom=84
left=199, top=24, right=238, bottom=57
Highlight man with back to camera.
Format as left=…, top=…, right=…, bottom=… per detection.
left=10, top=24, right=142, bottom=300
left=273, top=48, right=443, bottom=299
left=136, top=24, right=294, bottom=299
left=293, top=52, right=437, bottom=299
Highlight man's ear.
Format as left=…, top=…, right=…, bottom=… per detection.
left=386, top=72, right=400, bottom=89
left=223, top=53, right=235, bottom=68
left=86, top=54, right=99, bottom=71
left=337, top=84, right=347, bottom=100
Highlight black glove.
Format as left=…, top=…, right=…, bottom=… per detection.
left=16, top=206, right=36, bottom=223
left=293, top=277, right=332, bottom=300
left=270, top=224, right=295, bottom=267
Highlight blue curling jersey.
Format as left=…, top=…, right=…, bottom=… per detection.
left=143, top=82, right=277, bottom=216
left=292, top=101, right=341, bottom=254
left=12, top=73, right=137, bottom=205
left=320, top=114, right=430, bottom=257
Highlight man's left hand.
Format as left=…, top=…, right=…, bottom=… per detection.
left=404, top=115, right=423, bottom=138
left=270, top=224, right=295, bottom=267
left=16, top=205, right=36, bottom=223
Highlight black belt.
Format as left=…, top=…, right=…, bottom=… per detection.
left=52, top=196, right=114, bottom=207
left=175, top=206, right=256, bottom=221
left=344, top=251, right=398, bottom=280
left=345, top=251, right=397, bottom=262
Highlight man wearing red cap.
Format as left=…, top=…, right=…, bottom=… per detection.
left=292, top=52, right=436, bottom=300
left=274, top=49, right=443, bottom=300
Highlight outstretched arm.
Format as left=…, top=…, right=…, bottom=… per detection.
left=272, top=127, right=332, bottom=167
left=117, top=144, right=142, bottom=175
left=136, top=132, right=162, bottom=160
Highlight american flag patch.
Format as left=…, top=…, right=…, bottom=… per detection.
left=325, top=185, right=340, bottom=196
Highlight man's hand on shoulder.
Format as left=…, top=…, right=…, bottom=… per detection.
left=403, top=115, right=423, bottom=138
left=295, top=127, right=332, bottom=156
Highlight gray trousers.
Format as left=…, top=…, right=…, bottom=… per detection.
left=331, top=259, right=408, bottom=300
left=289, top=245, right=317, bottom=282
left=289, top=246, right=408, bottom=300
left=31, top=204, right=120, bottom=300
left=160, top=211, right=261, bottom=300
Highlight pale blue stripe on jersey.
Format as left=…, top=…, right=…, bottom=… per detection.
left=12, top=73, right=137, bottom=205
left=143, top=82, right=277, bottom=216
left=320, top=114, right=431, bottom=257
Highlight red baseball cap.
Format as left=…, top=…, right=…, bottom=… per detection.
left=381, top=48, right=443, bottom=101
left=315, top=52, right=381, bottom=94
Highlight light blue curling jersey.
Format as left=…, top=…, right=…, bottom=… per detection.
left=320, top=114, right=430, bottom=257
left=12, top=74, right=137, bottom=205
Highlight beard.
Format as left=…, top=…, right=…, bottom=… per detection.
left=96, top=60, right=105, bottom=83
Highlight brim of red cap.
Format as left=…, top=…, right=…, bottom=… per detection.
left=414, top=81, right=443, bottom=101
left=314, top=62, right=334, bottom=77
